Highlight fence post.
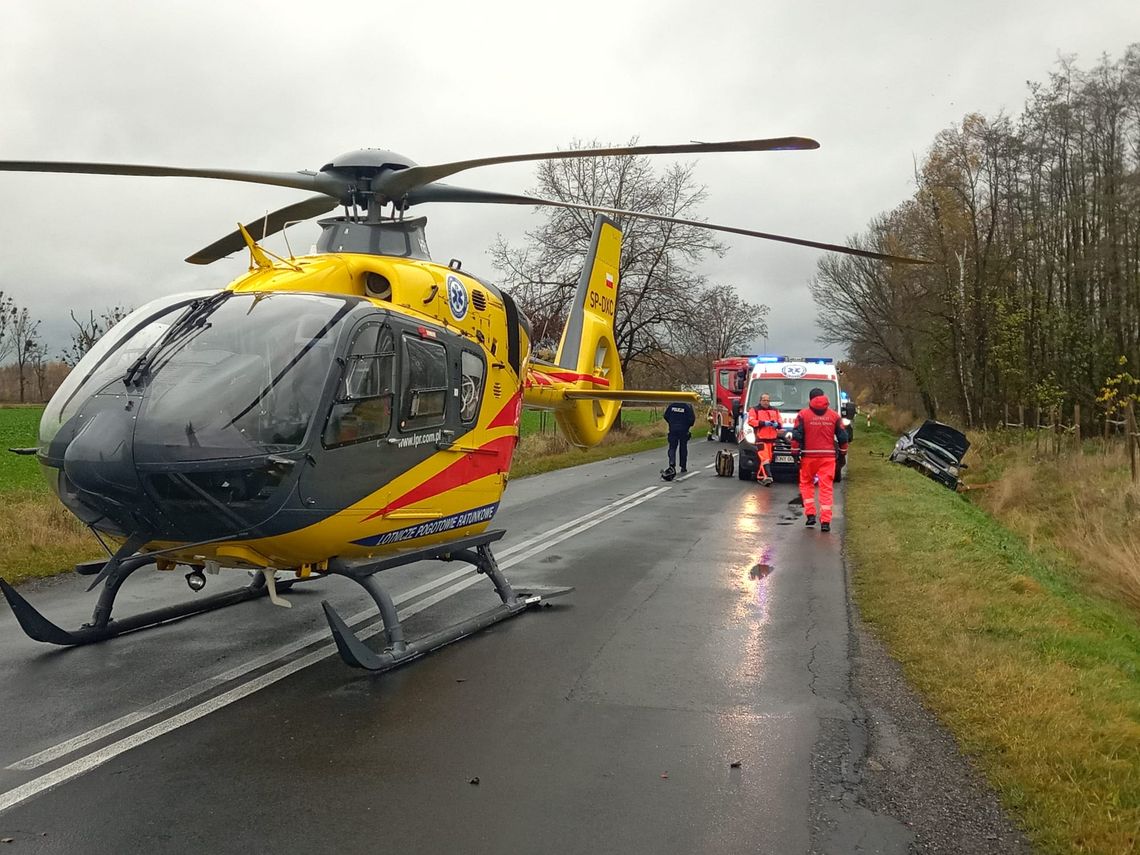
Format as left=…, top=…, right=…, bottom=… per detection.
left=1074, top=403, right=1081, bottom=453
left=1128, top=402, right=1138, bottom=484
left=1018, top=404, right=1025, bottom=429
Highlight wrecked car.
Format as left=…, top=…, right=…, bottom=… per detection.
left=889, top=420, right=970, bottom=490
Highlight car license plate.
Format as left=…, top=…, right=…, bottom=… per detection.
left=775, top=455, right=794, bottom=464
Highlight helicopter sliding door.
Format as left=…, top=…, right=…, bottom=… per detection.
left=301, top=316, right=493, bottom=537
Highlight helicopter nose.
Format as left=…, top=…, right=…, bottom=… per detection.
left=62, top=405, right=143, bottom=499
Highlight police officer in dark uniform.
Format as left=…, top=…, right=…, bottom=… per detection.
left=663, top=401, right=696, bottom=473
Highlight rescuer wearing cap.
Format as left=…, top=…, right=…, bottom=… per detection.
left=790, top=387, right=849, bottom=532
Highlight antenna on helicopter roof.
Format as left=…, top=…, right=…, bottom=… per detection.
left=281, top=220, right=303, bottom=261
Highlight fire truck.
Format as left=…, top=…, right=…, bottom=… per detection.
left=705, top=355, right=751, bottom=443
left=732, top=356, right=856, bottom=482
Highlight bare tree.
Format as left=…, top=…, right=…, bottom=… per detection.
left=490, top=139, right=727, bottom=373
left=672, top=285, right=769, bottom=391
left=63, top=306, right=131, bottom=366
left=10, top=306, right=41, bottom=403
left=27, top=338, right=50, bottom=401
left=0, top=292, right=15, bottom=366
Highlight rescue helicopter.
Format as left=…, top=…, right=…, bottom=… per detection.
left=0, top=138, right=926, bottom=670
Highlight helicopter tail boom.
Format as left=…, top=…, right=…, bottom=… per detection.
left=521, top=214, right=624, bottom=446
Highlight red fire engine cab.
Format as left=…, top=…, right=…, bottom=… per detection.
left=706, top=355, right=751, bottom=443
left=733, top=356, right=856, bottom=482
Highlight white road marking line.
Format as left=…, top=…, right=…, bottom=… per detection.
left=0, top=575, right=478, bottom=816
left=6, top=566, right=473, bottom=772
left=496, top=485, right=660, bottom=560
left=7, top=485, right=662, bottom=773
left=0, top=481, right=677, bottom=812
left=501, top=485, right=670, bottom=567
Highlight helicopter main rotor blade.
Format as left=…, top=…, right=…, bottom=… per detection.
left=0, top=160, right=347, bottom=197
left=374, top=137, right=819, bottom=201
left=186, top=195, right=339, bottom=264
left=405, top=184, right=932, bottom=265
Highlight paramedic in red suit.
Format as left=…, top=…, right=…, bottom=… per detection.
left=790, top=387, right=849, bottom=532
left=746, top=392, right=781, bottom=486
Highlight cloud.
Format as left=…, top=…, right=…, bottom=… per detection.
left=2, top=0, right=1136, bottom=357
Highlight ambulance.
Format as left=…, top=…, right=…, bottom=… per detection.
left=733, top=356, right=855, bottom=482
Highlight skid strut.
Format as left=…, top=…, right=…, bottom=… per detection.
left=321, top=530, right=573, bottom=671
left=0, top=558, right=296, bottom=647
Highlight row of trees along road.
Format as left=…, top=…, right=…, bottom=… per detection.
left=813, top=47, right=1140, bottom=429
left=0, top=297, right=129, bottom=403
left=490, top=139, right=767, bottom=392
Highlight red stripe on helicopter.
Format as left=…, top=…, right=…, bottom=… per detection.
left=487, top=390, right=523, bottom=430
left=361, top=435, right=517, bottom=523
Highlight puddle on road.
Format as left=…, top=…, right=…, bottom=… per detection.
left=749, top=564, right=773, bottom=580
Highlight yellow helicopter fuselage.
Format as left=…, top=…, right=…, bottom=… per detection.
left=38, top=215, right=659, bottom=577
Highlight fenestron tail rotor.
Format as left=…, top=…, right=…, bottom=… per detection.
left=0, top=137, right=932, bottom=265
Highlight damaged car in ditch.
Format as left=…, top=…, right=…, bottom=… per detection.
left=889, top=420, right=970, bottom=490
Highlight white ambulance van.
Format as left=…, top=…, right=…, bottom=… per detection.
left=733, top=356, right=855, bottom=482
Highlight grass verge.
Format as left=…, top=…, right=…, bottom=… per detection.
left=846, top=424, right=1140, bottom=855
left=0, top=490, right=102, bottom=586
left=964, top=431, right=1140, bottom=615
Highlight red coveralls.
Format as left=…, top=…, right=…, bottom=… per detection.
left=747, top=406, right=782, bottom=480
left=790, top=395, right=849, bottom=524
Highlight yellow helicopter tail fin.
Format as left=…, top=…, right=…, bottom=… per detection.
left=523, top=214, right=699, bottom=447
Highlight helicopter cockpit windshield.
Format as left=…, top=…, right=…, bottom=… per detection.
left=42, top=291, right=358, bottom=460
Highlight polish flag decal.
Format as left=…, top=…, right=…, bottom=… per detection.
left=604, top=272, right=614, bottom=289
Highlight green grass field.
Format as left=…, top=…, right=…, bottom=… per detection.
left=518, top=405, right=661, bottom=436
left=0, top=405, right=48, bottom=492
left=847, top=424, right=1140, bottom=854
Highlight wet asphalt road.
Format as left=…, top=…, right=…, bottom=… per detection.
left=0, top=440, right=996, bottom=853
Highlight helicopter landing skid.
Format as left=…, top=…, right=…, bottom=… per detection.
left=321, top=530, right=573, bottom=671
left=0, top=560, right=299, bottom=647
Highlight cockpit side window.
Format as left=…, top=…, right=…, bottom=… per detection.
left=323, top=324, right=395, bottom=448
left=400, top=334, right=448, bottom=431
left=459, top=350, right=485, bottom=424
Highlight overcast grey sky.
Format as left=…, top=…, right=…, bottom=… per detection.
left=1, top=0, right=1137, bottom=359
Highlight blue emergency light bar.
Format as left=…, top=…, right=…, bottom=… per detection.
left=743, top=355, right=834, bottom=369
left=746, top=355, right=834, bottom=366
